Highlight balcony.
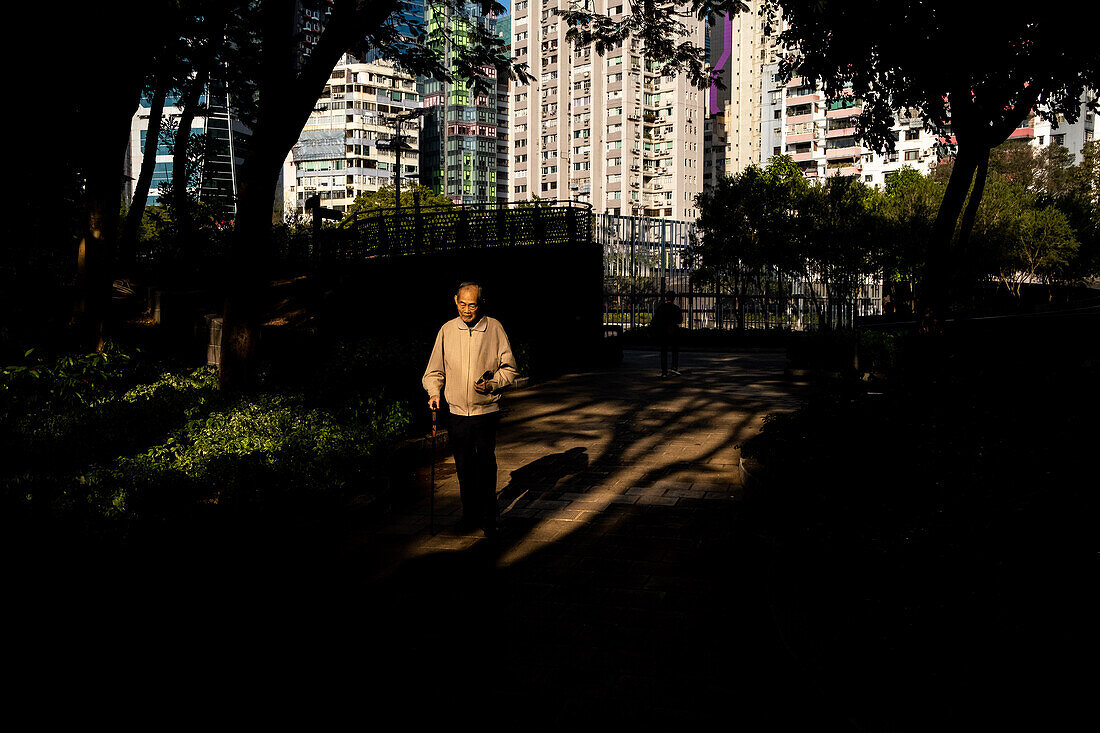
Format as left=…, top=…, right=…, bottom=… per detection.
left=825, top=126, right=856, bottom=138
left=825, top=145, right=863, bottom=160
left=785, top=93, right=821, bottom=106
left=786, top=132, right=815, bottom=144
left=786, top=113, right=814, bottom=125
left=826, top=106, right=862, bottom=119
left=790, top=151, right=815, bottom=162
left=829, top=165, right=861, bottom=176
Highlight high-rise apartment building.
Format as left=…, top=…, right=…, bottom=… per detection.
left=420, top=2, right=510, bottom=205
left=761, top=61, right=942, bottom=186
left=126, top=77, right=251, bottom=219
left=281, top=55, right=421, bottom=217
left=704, top=2, right=766, bottom=187
left=1014, top=90, right=1098, bottom=163
left=508, top=1, right=707, bottom=219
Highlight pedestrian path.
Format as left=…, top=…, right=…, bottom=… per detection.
left=350, top=349, right=804, bottom=568
left=332, top=349, right=832, bottom=725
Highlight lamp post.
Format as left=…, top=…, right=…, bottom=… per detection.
left=377, top=106, right=426, bottom=220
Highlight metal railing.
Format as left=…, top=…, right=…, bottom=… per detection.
left=597, top=213, right=883, bottom=331
left=323, top=200, right=595, bottom=259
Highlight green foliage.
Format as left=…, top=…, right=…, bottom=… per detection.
left=341, top=185, right=455, bottom=224
left=695, top=156, right=882, bottom=328
left=697, top=142, right=1097, bottom=320
left=694, top=155, right=812, bottom=308
left=1, top=336, right=421, bottom=523
left=0, top=341, right=144, bottom=410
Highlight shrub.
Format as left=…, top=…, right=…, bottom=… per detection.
left=2, top=340, right=416, bottom=524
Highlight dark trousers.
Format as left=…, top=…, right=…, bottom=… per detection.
left=660, top=333, right=679, bottom=374
left=447, top=412, right=500, bottom=525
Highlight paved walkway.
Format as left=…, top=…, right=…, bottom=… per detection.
left=15, top=348, right=851, bottom=724
left=322, top=349, right=837, bottom=725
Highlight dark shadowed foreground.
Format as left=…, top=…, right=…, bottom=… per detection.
left=9, top=341, right=1093, bottom=728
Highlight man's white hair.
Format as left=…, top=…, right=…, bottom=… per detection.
left=455, top=281, right=483, bottom=303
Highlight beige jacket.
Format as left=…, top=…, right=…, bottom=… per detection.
left=422, top=316, right=519, bottom=416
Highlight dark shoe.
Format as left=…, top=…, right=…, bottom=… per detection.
left=481, top=515, right=501, bottom=538
left=454, top=516, right=480, bottom=533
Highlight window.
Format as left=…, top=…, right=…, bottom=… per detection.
left=904, top=150, right=919, bottom=161
left=905, top=129, right=920, bottom=140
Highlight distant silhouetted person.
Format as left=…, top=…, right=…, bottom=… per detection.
left=653, top=290, right=683, bottom=377
left=423, top=281, right=518, bottom=537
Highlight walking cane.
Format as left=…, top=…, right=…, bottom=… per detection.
left=429, top=408, right=438, bottom=535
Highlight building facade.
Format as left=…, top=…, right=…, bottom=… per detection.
left=508, top=0, right=707, bottom=219
left=420, top=2, right=510, bottom=205
left=126, top=76, right=250, bottom=220
left=1019, top=90, right=1098, bottom=163
left=281, top=55, right=421, bottom=217
left=704, top=2, right=767, bottom=187
left=761, top=62, right=942, bottom=186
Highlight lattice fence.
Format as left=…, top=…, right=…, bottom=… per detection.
left=324, top=200, right=595, bottom=259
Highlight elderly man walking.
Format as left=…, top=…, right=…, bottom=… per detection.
left=423, top=281, right=518, bottom=536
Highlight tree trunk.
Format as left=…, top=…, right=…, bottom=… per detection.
left=217, top=0, right=394, bottom=389
left=220, top=143, right=283, bottom=390
left=920, top=142, right=979, bottom=333
left=119, top=80, right=169, bottom=275
left=75, top=75, right=148, bottom=352
left=953, top=144, right=991, bottom=316
left=172, top=65, right=210, bottom=243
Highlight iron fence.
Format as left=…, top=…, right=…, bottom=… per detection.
left=598, top=213, right=883, bottom=331
left=322, top=200, right=595, bottom=259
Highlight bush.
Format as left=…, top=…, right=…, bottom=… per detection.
left=2, top=339, right=417, bottom=524
left=0, top=341, right=146, bottom=410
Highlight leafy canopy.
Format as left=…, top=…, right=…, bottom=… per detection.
left=763, top=1, right=1100, bottom=153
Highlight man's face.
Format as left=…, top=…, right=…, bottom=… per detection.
left=454, top=286, right=480, bottom=324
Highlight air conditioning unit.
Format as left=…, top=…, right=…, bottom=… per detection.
left=583, top=71, right=590, bottom=77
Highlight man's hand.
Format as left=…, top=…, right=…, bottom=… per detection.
left=474, top=379, right=496, bottom=395
left=428, top=394, right=440, bottom=410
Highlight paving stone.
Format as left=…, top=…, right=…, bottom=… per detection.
left=337, top=349, right=812, bottom=723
